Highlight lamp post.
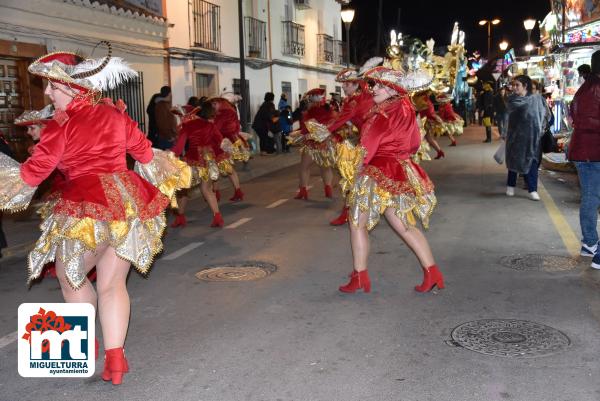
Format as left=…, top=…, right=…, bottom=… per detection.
left=479, top=18, right=500, bottom=59
left=524, top=18, right=536, bottom=57
left=341, top=7, right=355, bottom=67
left=499, top=40, right=509, bottom=86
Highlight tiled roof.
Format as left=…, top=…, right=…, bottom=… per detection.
left=64, top=0, right=166, bottom=24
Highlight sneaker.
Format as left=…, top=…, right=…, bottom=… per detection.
left=581, top=242, right=598, bottom=257
left=506, top=186, right=515, bottom=197
left=529, top=191, right=540, bottom=201
left=592, top=252, right=600, bottom=270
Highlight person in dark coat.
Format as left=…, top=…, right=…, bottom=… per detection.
left=154, top=86, right=178, bottom=150
left=0, top=135, right=14, bottom=258
left=493, top=86, right=509, bottom=139
left=146, top=92, right=160, bottom=147
left=481, top=83, right=495, bottom=142
left=252, top=92, right=276, bottom=154
left=505, top=75, right=549, bottom=201
left=568, top=51, right=600, bottom=268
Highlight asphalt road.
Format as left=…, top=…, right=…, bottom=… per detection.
left=0, top=127, right=599, bottom=401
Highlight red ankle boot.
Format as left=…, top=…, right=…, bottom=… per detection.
left=210, top=212, right=224, bottom=227
left=434, top=150, right=445, bottom=159
left=229, top=188, right=244, bottom=202
left=294, top=187, right=308, bottom=200
left=170, top=214, right=187, bottom=228
left=324, top=184, right=333, bottom=198
left=339, top=269, right=371, bottom=293
left=214, top=190, right=221, bottom=202
left=330, top=206, right=349, bottom=226
left=450, top=140, right=457, bottom=147
left=414, top=264, right=445, bottom=292
left=102, top=347, right=129, bottom=385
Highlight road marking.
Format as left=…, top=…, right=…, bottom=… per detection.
left=162, top=242, right=204, bottom=260
left=538, top=182, right=580, bottom=257
left=225, top=217, right=253, bottom=229
left=0, top=331, right=17, bottom=350
left=266, top=199, right=289, bottom=209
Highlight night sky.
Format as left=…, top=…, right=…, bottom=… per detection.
left=347, top=0, right=551, bottom=62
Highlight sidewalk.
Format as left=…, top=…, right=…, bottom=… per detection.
left=0, top=148, right=299, bottom=260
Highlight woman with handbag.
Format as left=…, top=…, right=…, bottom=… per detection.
left=505, top=75, right=550, bottom=201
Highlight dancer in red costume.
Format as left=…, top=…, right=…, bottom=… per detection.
left=0, top=42, right=191, bottom=385
left=211, top=95, right=247, bottom=202
left=291, top=88, right=338, bottom=200
left=338, top=67, right=444, bottom=294
left=326, top=68, right=374, bottom=225
left=436, top=93, right=464, bottom=143
left=413, top=91, right=446, bottom=159
left=171, top=100, right=229, bottom=228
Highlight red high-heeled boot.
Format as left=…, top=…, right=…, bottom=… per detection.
left=214, top=190, right=221, bottom=202
left=450, top=139, right=457, bottom=147
left=434, top=150, right=445, bottom=159
left=102, top=347, right=129, bottom=385
left=324, top=184, right=333, bottom=198
left=229, top=188, right=244, bottom=202
left=414, top=264, right=445, bottom=292
left=170, top=213, right=187, bottom=228
left=294, top=186, right=308, bottom=200
left=330, top=206, right=349, bottom=226
left=339, top=269, right=371, bottom=293
left=210, top=212, right=224, bottom=227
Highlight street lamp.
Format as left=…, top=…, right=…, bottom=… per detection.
left=479, top=18, right=500, bottom=59
left=499, top=41, right=509, bottom=86
left=499, top=41, right=509, bottom=51
left=341, top=7, right=355, bottom=67
left=523, top=18, right=536, bottom=56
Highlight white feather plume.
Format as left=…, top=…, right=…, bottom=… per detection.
left=358, top=57, right=384, bottom=76
left=73, top=57, right=138, bottom=91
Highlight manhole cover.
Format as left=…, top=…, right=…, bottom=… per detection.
left=499, top=254, right=578, bottom=272
left=195, top=261, right=277, bottom=282
left=451, top=319, right=570, bottom=358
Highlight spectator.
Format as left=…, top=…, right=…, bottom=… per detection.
left=568, top=51, right=600, bottom=269
left=154, top=86, right=178, bottom=150
left=252, top=92, right=276, bottom=154
left=270, top=109, right=283, bottom=153
left=146, top=92, right=161, bottom=146
left=279, top=106, right=293, bottom=153
left=493, top=86, right=509, bottom=139
left=278, top=93, right=289, bottom=111
left=578, top=64, right=591, bottom=82
left=505, top=75, right=549, bottom=201
left=481, top=83, right=495, bottom=142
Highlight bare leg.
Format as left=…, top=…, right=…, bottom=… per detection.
left=55, top=244, right=108, bottom=307
left=425, top=133, right=442, bottom=152
left=383, top=208, right=435, bottom=267
left=201, top=180, right=220, bottom=215
left=228, top=169, right=241, bottom=189
left=349, top=212, right=370, bottom=272
left=447, top=132, right=456, bottom=144
left=95, top=247, right=131, bottom=349
left=298, top=151, right=312, bottom=188
left=176, top=194, right=189, bottom=215
left=320, top=166, right=333, bottom=187
left=212, top=180, right=219, bottom=193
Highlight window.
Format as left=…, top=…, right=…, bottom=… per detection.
left=196, top=73, right=217, bottom=98
left=192, top=0, right=221, bottom=51
left=245, top=17, right=267, bottom=59
left=282, top=21, right=305, bottom=57
left=281, top=81, right=292, bottom=108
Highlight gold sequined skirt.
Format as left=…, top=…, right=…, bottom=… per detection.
left=425, top=119, right=445, bottom=137
left=229, top=138, right=251, bottom=162
left=301, top=139, right=337, bottom=168
left=443, top=118, right=464, bottom=136
left=347, top=159, right=437, bottom=231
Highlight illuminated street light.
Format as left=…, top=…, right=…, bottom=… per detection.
left=479, top=18, right=501, bottom=59
left=523, top=19, right=537, bottom=57
left=341, top=7, right=355, bottom=67
left=525, top=43, right=534, bottom=52
left=499, top=41, right=509, bottom=51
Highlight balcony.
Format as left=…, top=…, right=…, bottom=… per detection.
left=245, top=17, right=267, bottom=59
left=334, top=40, right=347, bottom=66
left=294, top=0, right=311, bottom=10
left=282, top=21, right=305, bottom=58
left=317, top=34, right=334, bottom=64
left=192, top=0, right=221, bottom=52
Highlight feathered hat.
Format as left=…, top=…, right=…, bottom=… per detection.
left=28, top=41, right=137, bottom=93
left=302, top=88, right=326, bottom=103
left=14, top=104, right=55, bottom=126
left=358, top=57, right=384, bottom=77
left=335, top=68, right=358, bottom=82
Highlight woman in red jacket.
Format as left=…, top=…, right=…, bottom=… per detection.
left=0, top=43, right=191, bottom=384
left=413, top=91, right=446, bottom=159
left=171, top=101, right=229, bottom=228
left=339, top=67, right=444, bottom=294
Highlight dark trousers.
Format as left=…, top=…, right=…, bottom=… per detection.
left=507, top=161, right=539, bottom=192
left=257, top=130, right=274, bottom=153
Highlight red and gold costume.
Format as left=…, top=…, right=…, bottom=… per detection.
left=171, top=117, right=233, bottom=183
left=212, top=97, right=250, bottom=162
left=0, top=50, right=191, bottom=289
left=437, top=100, right=464, bottom=136
left=299, top=88, right=338, bottom=168
left=347, top=67, right=437, bottom=230
left=414, top=93, right=445, bottom=137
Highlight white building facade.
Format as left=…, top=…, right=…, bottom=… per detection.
left=166, top=0, right=350, bottom=125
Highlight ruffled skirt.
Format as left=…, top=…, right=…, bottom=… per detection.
left=443, top=118, right=464, bottom=136
left=184, top=147, right=235, bottom=185
left=229, top=138, right=251, bottom=162
left=301, top=139, right=337, bottom=168
left=347, top=157, right=437, bottom=231
left=425, top=119, right=445, bottom=137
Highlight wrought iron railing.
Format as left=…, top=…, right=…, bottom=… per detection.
left=282, top=21, right=305, bottom=57
left=318, top=34, right=334, bottom=64
left=192, top=0, right=221, bottom=51
left=334, top=40, right=346, bottom=66
left=103, top=72, right=145, bottom=132
left=245, top=16, right=267, bottom=59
